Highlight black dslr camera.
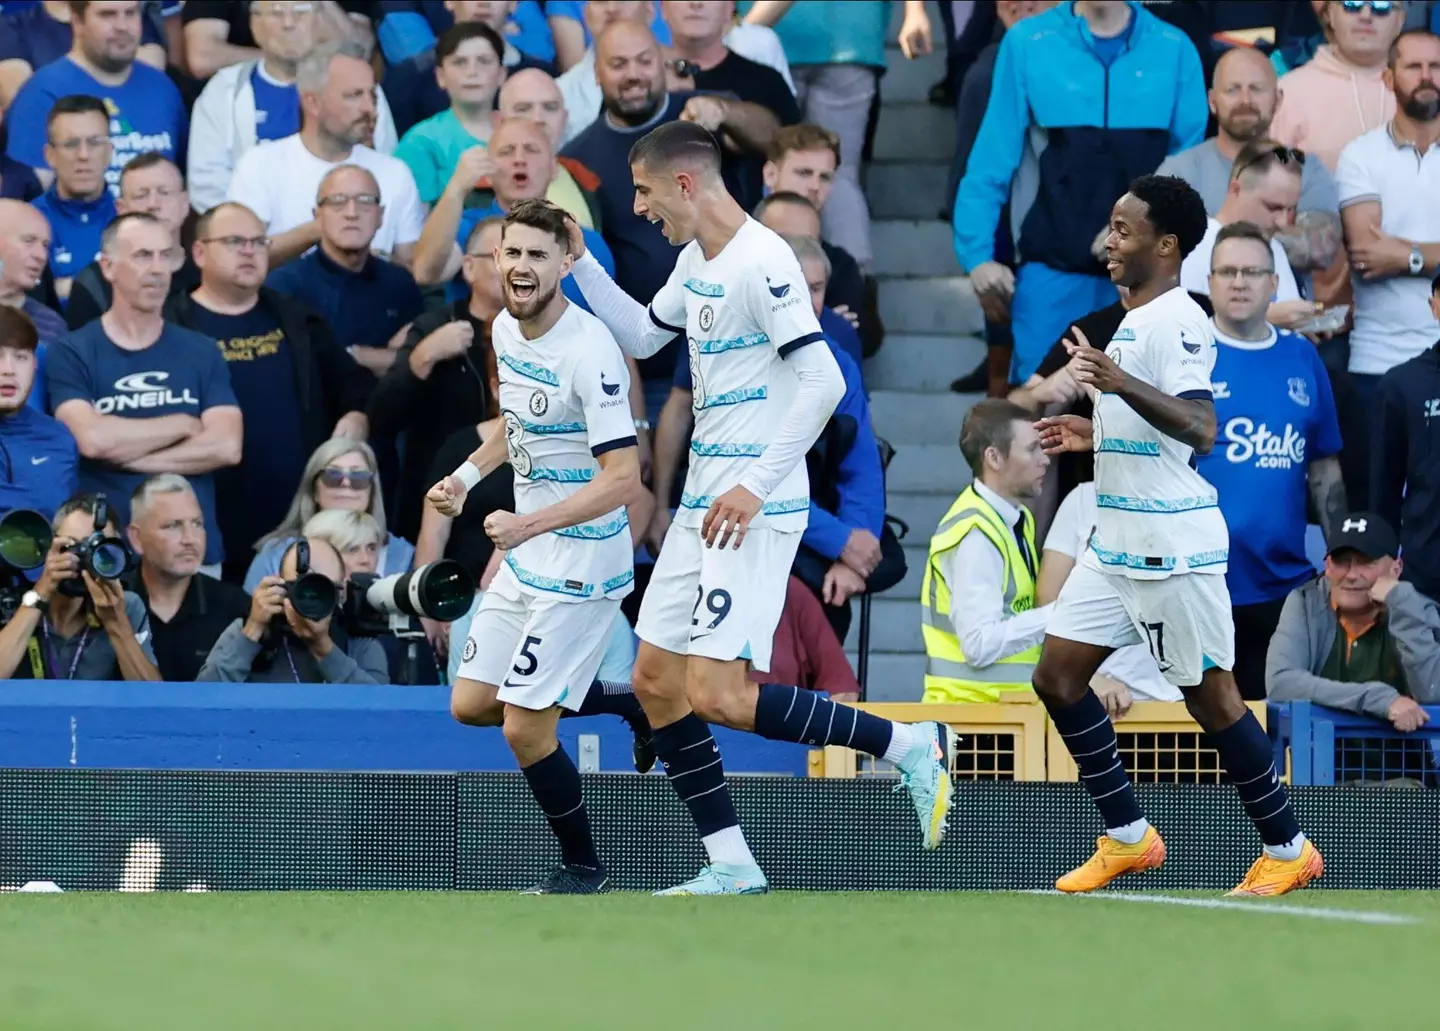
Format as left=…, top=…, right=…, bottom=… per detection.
left=57, top=495, right=135, bottom=598
left=0, top=507, right=51, bottom=622
left=279, top=539, right=475, bottom=633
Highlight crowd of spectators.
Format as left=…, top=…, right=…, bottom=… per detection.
left=0, top=0, right=926, bottom=691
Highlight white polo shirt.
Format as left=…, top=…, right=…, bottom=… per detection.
left=1335, top=123, right=1440, bottom=376
left=1180, top=217, right=1300, bottom=303
left=226, top=134, right=426, bottom=259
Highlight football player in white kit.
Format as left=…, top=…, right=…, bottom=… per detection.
left=1034, top=175, right=1322, bottom=897
left=566, top=121, right=955, bottom=896
left=428, top=200, right=645, bottom=895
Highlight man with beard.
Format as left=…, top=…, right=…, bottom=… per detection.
left=427, top=199, right=648, bottom=895
left=1336, top=31, right=1440, bottom=402
left=228, top=40, right=425, bottom=269
left=0, top=200, right=67, bottom=412
left=4, top=1, right=185, bottom=189
left=1158, top=47, right=1342, bottom=278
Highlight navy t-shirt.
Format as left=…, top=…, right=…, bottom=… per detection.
left=266, top=249, right=423, bottom=349
left=184, top=300, right=307, bottom=559
left=45, top=320, right=238, bottom=565
left=5, top=57, right=187, bottom=194
left=1196, top=326, right=1342, bottom=607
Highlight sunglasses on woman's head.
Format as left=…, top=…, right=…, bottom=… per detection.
left=318, top=467, right=375, bottom=489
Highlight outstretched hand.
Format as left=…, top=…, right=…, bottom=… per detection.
left=1035, top=414, right=1094, bottom=456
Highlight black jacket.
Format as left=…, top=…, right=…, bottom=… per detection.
left=368, top=298, right=495, bottom=541
left=1373, top=343, right=1440, bottom=599
left=67, top=256, right=203, bottom=330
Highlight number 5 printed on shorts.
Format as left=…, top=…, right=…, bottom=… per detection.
left=690, top=586, right=731, bottom=638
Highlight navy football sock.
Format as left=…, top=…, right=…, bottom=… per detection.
left=653, top=712, right=741, bottom=838
left=520, top=746, right=602, bottom=873
left=1209, top=710, right=1302, bottom=848
left=753, top=683, right=894, bottom=757
left=564, top=682, right=646, bottom=726
left=1045, top=690, right=1145, bottom=832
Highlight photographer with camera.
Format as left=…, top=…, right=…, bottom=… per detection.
left=197, top=536, right=388, bottom=684
left=0, top=494, right=160, bottom=681
left=0, top=307, right=76, bottom=521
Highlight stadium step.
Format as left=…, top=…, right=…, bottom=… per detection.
left=885, top=491, right=956, bottom=544
left=881, top=38, right=944, bottom=103
left=867, top=390, right=973, bottom=446
left=876, top=276, right=984, bottom=336
left=842, top=595, right=923, bottom=655
left=884, top=442, right=973, bottom=493
left=872, top=101, right=957, bottom=164
left=843, top=651, right=927, bottom=702
left=868, top=163, right=951, bottom=220
left=865, top=334, right=987, bottom=392
left=871, top=219, right=963, bottom=278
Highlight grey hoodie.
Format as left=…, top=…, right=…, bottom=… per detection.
left=1266, top=578, right=1440, bottom=718
left=197, top=620, right=388, bottom=685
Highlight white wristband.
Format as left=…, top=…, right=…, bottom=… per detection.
left=452, top=461, right=482, bottom=491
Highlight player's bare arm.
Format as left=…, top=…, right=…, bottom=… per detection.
left=484, top=446, right=644, bottom=550
left=426, top=429, right=509, bottom=517
left=1065, top=330, right=1216, bottom=454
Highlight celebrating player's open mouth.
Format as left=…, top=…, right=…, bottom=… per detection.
left=507, top=273, right=537, bottom=302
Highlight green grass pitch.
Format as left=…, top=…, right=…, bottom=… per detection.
left=0, top=890, right=1435, bottom=1030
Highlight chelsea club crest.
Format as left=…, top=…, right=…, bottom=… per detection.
left=529, top=389, right=548, bottom=416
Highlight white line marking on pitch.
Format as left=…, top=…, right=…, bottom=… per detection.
left=1020, top=889, right=1420, bottom=925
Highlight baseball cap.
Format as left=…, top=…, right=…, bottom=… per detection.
left=1326, top=512, right=1398, bottom=561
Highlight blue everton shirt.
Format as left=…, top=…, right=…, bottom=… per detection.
left=1196, top=323, right=1342, bottom=607
left=30, top=184, right=116, bottom=288
left=0, top=403, right=78, bottom=521
left=5, top=57, right=186, bottom=194
left=250, top=64, right=300, bottom=142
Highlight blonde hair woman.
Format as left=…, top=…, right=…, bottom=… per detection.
left=243, top=439, right=415, bottom=593
left=304, top=509, right=385, bottom=579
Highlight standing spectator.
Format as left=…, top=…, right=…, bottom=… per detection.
left=369, top=215, right=502, bottom=543
left=244, top=438, right=413, bottom=591
left=742, top=0, right=934, bottom=272
left=658, top=0, right=798, bottom=208
left=0, top=306, right=76, bottom=519
left=266, top=164, right=425, bottom=379
left=127, top=473, right=250, bottom=682
left=548, top=0, right=671, bottom=74
left=1270, top=0, right=1404, bottom=172
left=1268, top=511, right=1440, bottom=732
left=393, top=22, right=505, bottom=206
left=0, top=0, right=167, bottom=110
left=1195, top=222, right=1346, bottom=701
left=45, top=212, right=243, bottom=572
left=28, top=94, right=115, bottom=303
left=167, top=201, right=373, bottom=579
left=0, top=199, right=67, bottom=412
left=227, top=40, right=426, bottom=268
left=4, top=1, right=185, bottom=189
left=952, top=0, right=1206, bottom=383
left=555, top=0, right=655, bottom=143
left=182, top=0, right=377, bottom=82
left=753, top=190, right=864, bottom=354
left=63, top=152, right=197, bottom=330
left=1373, top=273, right=1440, bottom=601
left=188, top=0, right=401, bottom=215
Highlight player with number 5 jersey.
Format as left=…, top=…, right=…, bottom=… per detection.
left=568, top=121, right=957, bottom=897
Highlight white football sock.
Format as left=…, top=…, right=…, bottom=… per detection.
left=1106, top=819, right=1150, bottom=845
left=1263, top=832, right=1306, bottom=862
left=882, top=723, right=917, bottom=764
left=702, top=825, right=756, bottom=868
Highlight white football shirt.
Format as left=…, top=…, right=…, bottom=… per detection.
left=493, top=303, right=637, bottom=603
left=648, top=218, right=826, bottom=533
left=1091, top=287, right=1230, bottom=580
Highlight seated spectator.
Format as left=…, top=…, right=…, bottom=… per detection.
left=495, top=68, right=602, bottom=229
left=920, top=399, right=1048, bottom=704
left=1194, top=223, right=1345, bottom=701
left=227, top=40, right=425, bottom=268
left=0, top=491, right=159, bottom=680
left=0, top=306, right=76, bottom=518
left=127, top=473, right=249, bottom=682
left=246, top=438, right=413, bottom=593
left=413, top=118, right=615, bottom=305
left=1267, top=511, right=1440, bottom=732
left=952, top=0, right=1204, bottom=383
left=1179, top=140, right=1317, bottom=333
left=0, top=0, right=167, bottom=109
left=199, top=534, right=388, bottom=684
left=266, top=164, right=426, bottom=378
left=658, top=0, right=798, bottom=208
left=0, top=199, right=67, bottom=411
left=182, top=0, right=376, bottom=82
left=747, top=576, right=860, bottom=701
left=47, top=213, right=242, bottom=574
left=189, top=0, right=400, bottom=215
left=167, top=201, right=373, bottom=580
left=369, top=216, right=502, bottom=542
left=394, top=23, right=505, bottom=206
left=5, top=1, right=185, bottom=189
left=64, top=153, right=199, bottom=330
left=753, top=190, right=864, bottom=347
left=1039, top=481, right=1181, bottom=716
left=28, top=94, right=116, bottom=303
left=1374, top=273, right=1440, bottom=602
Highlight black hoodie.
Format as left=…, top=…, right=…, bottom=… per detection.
left=1373, top=341, right=1440, bottom=599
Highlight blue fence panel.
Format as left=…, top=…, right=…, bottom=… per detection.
left=1278, top=701, right=1440, bottom=787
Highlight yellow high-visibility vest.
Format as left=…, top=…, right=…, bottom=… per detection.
left=920, top=485, right=1041, bottom=703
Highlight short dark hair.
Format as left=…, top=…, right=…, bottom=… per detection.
left=100, top=210, right=162, bottom=254
left=0, top=306, right=39, bottom=353
left=1389, top=28, right=1440, bottom=69
left=628, top=120, right=722, bottom=175
left=1127, top=174, right=1210, bottom=261
left=45, top=94, right=109, bottom=137
left=753, top=190, right=817, bottom=220
left=465, top=214, right=505, bottom=253
left=437, top=21, right=504, bottom=66
left=1211, top=220, right=1273, bottom=270
left=53, top=491, right=119, bottom=535
left=959, top=399, right=1034, bottom=476
left=501, top=198, right=570, bottom=250
left=120, top=151, right=180, bottom=189
left=194, top=201, right=261, bottom=241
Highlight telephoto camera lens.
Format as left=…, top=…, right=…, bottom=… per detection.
left=0, top=509, right=51, bottom=570
left=363, top=561, right=474, bottom=622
